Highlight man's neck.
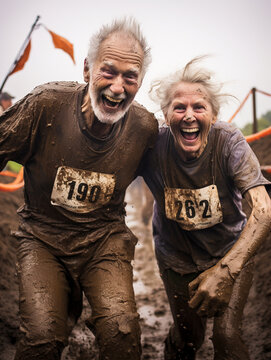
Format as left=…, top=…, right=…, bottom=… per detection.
left=81, top=91, right=113, bottom=138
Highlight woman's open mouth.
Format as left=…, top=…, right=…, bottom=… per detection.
left=180, top=127, right=200, bottom=141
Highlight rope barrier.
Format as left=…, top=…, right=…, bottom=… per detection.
left=245, top=125, right=271, bottom=143
left=228, top=89, right=252, bottom=123
left=0, top=166, right=24, bottom=192
left=256, top=89, right=271, bottom=97
left=261, top=166, right=271, bottom=174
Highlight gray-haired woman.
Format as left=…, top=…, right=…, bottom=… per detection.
left=140, top=58, right=271, bottom=359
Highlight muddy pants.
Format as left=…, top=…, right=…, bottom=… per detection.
left=15, top=231, right=141, bottom=360
left=161, top=261, right=253, bottom=360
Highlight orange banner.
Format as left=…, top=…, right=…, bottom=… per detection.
left=10, top=40, right=31, bottom=75
left=48, top=29, right=75, bottom=64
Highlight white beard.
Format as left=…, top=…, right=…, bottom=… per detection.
left=88, top=85, right=130, bottom=125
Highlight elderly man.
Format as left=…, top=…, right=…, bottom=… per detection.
left=0, top=18, right=158, bottom=360
left=0, top=91, right=14, bottom=115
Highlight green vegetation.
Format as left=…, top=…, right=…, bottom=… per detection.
left=6, top=161, right=22, bottom=173
left=240, top=111, right=271, bottom=136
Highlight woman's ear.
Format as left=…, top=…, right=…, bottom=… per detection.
left=165, top=114, right=170, bottom=126
left=211, top=115, right=217, bottom=124
left=83, top=58, right=90, bottom=83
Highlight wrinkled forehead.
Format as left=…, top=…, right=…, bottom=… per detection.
left=171, top=82, right=210, bottom=102
left=97, top=32, right=144, bottom=69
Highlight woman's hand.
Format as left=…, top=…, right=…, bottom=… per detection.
left=188, top=262, right=234, bottom=317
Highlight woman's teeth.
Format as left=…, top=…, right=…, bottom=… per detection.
left=181, top=128, right=199, bottom=133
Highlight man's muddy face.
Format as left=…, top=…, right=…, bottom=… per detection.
left=166, top=82, right=216, bottom=161
left=89, top=32, right=144, bottom=124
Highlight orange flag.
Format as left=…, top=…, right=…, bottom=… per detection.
left=48, top=29, right=75, bottom=64
left=10, top=39, right=31, bottom=75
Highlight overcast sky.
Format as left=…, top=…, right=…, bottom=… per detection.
left=1, top=0, right=271, bottom=127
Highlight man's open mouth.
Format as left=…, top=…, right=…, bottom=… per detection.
left=102, top=94, right=124, bottom=109
left=180, top=128, right=200, bottom=141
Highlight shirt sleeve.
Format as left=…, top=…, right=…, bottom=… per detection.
left=226, top=128, right=271, bottom=195
left=0, top=89, right=42, bottom=171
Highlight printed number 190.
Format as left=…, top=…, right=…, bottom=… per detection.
left=67, top=181, right=101, bottom=203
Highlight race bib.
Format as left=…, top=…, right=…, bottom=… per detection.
left=51, top=166, right=116, bottom=213
left=165, top=184, right=223, bottom=230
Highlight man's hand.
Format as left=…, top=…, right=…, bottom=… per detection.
left=188, top=262, right=234, bottom=318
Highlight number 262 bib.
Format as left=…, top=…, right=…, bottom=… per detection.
left=165, top=184, right=223, bottom=230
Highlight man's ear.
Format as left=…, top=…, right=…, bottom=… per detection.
left=83, top=58, right=90, bottom=83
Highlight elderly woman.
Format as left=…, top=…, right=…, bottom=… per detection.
left=141, top=58, right=271, bottom=359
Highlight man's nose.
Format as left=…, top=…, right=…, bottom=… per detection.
left=110, top=76, right=125, bottom=95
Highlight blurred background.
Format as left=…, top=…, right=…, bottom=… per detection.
left=1, top=0, right=271, bottom=130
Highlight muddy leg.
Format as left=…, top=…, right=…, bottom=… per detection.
left=81, top=235, right=141, bottom=360
left=15, top=238, right=71, bottom=360
left=212, top=261, right=254, bottom=360
left=161, top=269, right=206, bottom=360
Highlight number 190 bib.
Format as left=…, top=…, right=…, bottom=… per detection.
left=165, top=184, right=223, bottom=230
left=51, top=166, right=116, bottom=213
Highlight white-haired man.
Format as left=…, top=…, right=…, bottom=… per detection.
left=0, top=18, right=158, bottom=359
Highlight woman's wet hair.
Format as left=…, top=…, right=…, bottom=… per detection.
left=150, top=56, right=232, bottom=118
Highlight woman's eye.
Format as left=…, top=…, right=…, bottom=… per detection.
left=174, top=105, right=185, bottom=111
left=194, top=104, right=205, bottom=110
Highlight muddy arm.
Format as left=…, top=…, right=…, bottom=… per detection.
left=220, top=185, right=271, bottom=278
left=188, top=185, right=271, bottom=317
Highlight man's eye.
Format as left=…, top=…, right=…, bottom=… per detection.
left=125, top=74, right=137, bottom=83
left=101, top=69, right=114, bottom=78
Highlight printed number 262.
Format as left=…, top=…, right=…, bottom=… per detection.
left=175, top=199, right=211, bottom=220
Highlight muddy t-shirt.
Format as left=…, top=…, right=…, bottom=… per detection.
left=142, top=122, right=271, bottom=274
left=0, top=81, right=158, bottom=253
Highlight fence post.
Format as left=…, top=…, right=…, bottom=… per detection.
left=252, top=87, right=258, bottom=134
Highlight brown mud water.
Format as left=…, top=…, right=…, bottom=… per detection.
left=1, top=134, right=271, bottom=359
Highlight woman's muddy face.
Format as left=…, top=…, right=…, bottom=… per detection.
left=166, top=82, right=216, bottom=161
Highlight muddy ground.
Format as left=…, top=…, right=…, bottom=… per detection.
left=0, top=134, right=271, bottom=360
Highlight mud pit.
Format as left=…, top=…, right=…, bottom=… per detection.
left=0, top=134, right=271, bottom=360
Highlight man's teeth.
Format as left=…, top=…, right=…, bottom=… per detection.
left=181, top=128, right=199, bottom=133
left=104, top=94, right=122, bottom=103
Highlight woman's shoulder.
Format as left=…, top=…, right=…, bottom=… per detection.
left=212, top=121, right=245, bottom=145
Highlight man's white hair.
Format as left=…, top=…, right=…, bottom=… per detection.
left=150, top=56, right=232, bottom=118
left=87, top=17, right=151, bottom=77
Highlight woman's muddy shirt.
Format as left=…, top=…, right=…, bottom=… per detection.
left=0, top=81, right=158, bottom=252
left=142, top=122, right=271, bottom=274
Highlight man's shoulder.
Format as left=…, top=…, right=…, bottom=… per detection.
left=130, top=101, right=158, bottom=131
left=31, top=81, right=85, bottom=97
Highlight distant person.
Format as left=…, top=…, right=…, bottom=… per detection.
left=0, top=91, right=14, bottom=115
left=141, top=58, right=271, bottom=359
left=0, top=92, right=21, bottom=172
left=0, top=17, right=158, bottom=360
